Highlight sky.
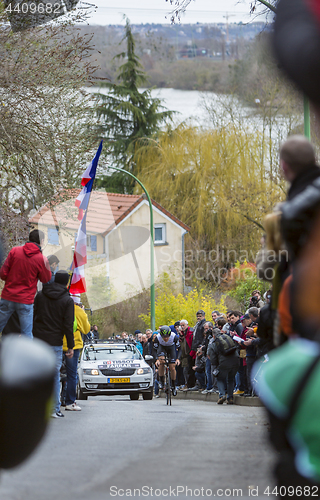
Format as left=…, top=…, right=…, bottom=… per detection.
left=83, top=0, right=268, bottom=26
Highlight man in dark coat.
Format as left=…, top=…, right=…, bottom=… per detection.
left=191, top=310, right=206, bottom=352
left=33, top=270, right=74, bottom=419
left=208, top=328, right=239, bottom=405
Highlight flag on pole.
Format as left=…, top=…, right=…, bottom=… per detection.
left=75, top=140, right=103, bottom=221
left=70, top=141, right=103, bottom=294
left=69, top=212, right=87, bottom=294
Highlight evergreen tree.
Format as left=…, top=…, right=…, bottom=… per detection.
left=96, top=18, right=173, bottom=194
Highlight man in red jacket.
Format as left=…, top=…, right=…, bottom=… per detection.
left=0, top=229, right=51, bottom=338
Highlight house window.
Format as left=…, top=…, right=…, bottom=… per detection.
left=154, top=223, right=166, bottom=244
left=48, top=227, right=59, bottom=246
left=87, top=235, right=97, bottom=252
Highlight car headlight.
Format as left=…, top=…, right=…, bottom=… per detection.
left=136, top=367, right=151, bottom=375
left=83, top=369, right=99, bottom=376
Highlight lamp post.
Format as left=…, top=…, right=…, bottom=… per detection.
left=107, top=166, right=155, bottom=331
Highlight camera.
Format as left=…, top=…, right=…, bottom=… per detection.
left=250, top=296, right=259, bottom=306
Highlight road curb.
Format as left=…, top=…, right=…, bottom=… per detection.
left=158, top=390, right=263, bottom=406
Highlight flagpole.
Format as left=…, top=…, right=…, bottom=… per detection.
left=107, top=166, right=156, bottom=332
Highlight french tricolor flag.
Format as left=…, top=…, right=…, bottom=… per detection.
left=70, top=142, right=103, bottom=294
left=69, top=212, right=87, bottom=294
left=75, top=140, right=103, bottom=221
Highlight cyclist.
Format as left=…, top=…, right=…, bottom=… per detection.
left=154, top=325, right=181, bottom=396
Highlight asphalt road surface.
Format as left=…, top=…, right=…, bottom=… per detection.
left=0, top=396, right=275, bottom=500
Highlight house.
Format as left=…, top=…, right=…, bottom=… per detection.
left=29, top=190, right=190, bottom=310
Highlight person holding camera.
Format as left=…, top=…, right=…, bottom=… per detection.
left=249, top=290, right=265, bottom=309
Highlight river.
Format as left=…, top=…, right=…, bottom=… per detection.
left=89, top=86, right=303, bottom=135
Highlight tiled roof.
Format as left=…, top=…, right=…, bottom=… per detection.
left=29, top=190, right=190, bottom=234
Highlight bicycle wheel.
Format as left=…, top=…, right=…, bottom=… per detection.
left=167, top=366, right=172, bottom=406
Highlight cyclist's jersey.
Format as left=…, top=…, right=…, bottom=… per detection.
left=154, top=333, right=181, bottom=362
left=154, top=332, right=180, bottom=348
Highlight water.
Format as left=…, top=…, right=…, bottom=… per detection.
left=89, top=86, right=213, bottom=125
left=89, top=86, right=303, bottom=135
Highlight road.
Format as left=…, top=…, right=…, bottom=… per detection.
left=0, top=396, right=275, bottom=500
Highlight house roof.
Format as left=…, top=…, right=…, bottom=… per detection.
left=29, top=190, right=190, bottom=234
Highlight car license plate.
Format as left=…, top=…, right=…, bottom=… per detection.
left=107, top=378, right=130, bottom=383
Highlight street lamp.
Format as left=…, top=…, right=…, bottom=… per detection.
left=107, top=166, right=156, bottom=331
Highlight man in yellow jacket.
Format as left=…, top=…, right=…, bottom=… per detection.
left=63, top=294, right=90, bottom=411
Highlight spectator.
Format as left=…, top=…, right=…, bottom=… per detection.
left=177, top=323, right=189, bottom=390
left=121, top=331, right=128, bottom=340
left=248, top=307, right=259, bottom=326
left=62, top=294, right=90, bottom=411
left=141, top=334, right=149, bottom=358
left=191, top=310, right=206, bottom=353
left=229, top=311, right=246, bottom=395
left=134, top=330, right=143, bottom=355
left=229, top=311, right=244, bottom=336
left=0, top=229, right=51, bottom=338
left=217, top=317, right=227, bottom=333
left=91, top=324, right=99, bottom=341
left=255, top=293, right=275, bottom=357
left=239, top=314, right=257, bottom=397
left=190, top=346, right=206, bottom=391
left=249, top=290, right=265, bottom=309
left=170, top=321, right=181, bottom=334
left=180, top=319, right=196, bottom=389
left=46, top=255, right=59, bottom=284
left=211, top=310, right=221, bottom=324
left=145, top=329, right=153, bottom=356
left=145, top=328, right=152, bottom=338
left=201, top=321, right=214, bottom=394
left=221, top=312, right=231, bottom=334
left=33, top=270, right=74, bottom=418
left=208, top=327, right=239, bottom=405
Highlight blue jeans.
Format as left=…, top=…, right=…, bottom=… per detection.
left=0, top=299, right=33, bottom=338
left=51, top=346, right=63, bottom=413
left=65, top=349, right=80, bottom=405
left=205, top=358, right=213, bottom=390
left=217, top=366, right=238, bottom=400
left=195, top=371, right=206, bottom=389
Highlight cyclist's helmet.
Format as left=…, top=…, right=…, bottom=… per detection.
left=159, top=325, right=171, bottom=337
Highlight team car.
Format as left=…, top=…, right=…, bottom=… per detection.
left=77, top=341, right=154, bottom=400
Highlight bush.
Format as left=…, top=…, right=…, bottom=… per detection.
left=139, top=274, right=227, bottom=328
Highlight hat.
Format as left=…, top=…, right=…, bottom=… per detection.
left=241, top=314, right=250, bottom=321
left=54, top=270, right=69, bottom=286
left=71, top=294, right=81, bottom=304
left=174, top=321, right=180, bottom=327
left=134, top=330, right=142, bottom=335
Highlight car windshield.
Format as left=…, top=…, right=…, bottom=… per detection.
left=83, top=346, right=141, bottom=361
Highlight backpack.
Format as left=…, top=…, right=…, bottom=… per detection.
left=215, top=333, right=237, bottom=356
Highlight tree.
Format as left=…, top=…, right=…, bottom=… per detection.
left=134, top=118, right=285, bottom=283
left=0, top=8, right=100, bottom=252
left=0, top=11, right=99, bottom=212
left=95, top=18, right=173, bottom=194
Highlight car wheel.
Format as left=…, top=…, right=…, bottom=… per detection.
left=77, top=383, right=88, bottom=400
left=142, top=389, right=153, bottom=401
left=129, top=393, right=139, bottom=400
